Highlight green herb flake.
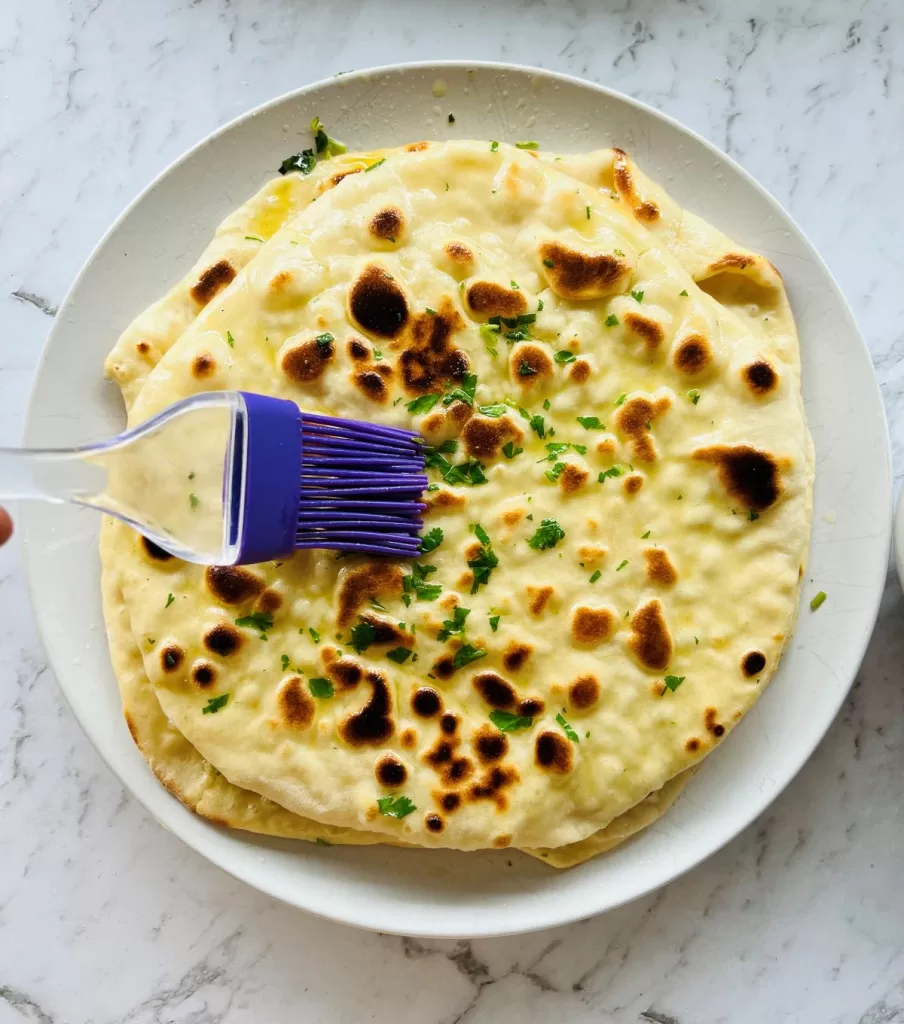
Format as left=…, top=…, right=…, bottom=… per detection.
left=309, top=627, right=322, bottom=643
left=377, top=794, right=416, bottom=819
left=616, top=559, right=628, bottom=572
left=680, top=289, right=689, bottom=296
left=373, top=349, right=383, bottom=360
left=542, top=258, right=555, bottom=269
left=489, top=710, right=533, bottom=733
left=810, top=590, right=827, bottom=611
left=528, top=413, right=547, bottom=439
left=510, top=280, right=520, bottom=290
left=165, top=593, right=175, bottom=609
left=407, top=393, right=440, bottom=415
left=245, top=234, right=264, bottom=242
left=202, top=694, right=229, bottom=714
left=467, top=528, right=499, bottom=594
left=545, top=461, right=566, bottom=483
left=502, top=441, right=523, bottom=459
left=663, top=675, right=685, bottom=693
left=420, top=527, right=444, bottom=554
left=403, top=563, right=443, bottom=602
left=687, top=389, right=702, bottom=405
left=350, top=620, right=377, bottom=653
left=586, top=205, right=591, bottom=220
left=314, top=333, right=334, bottom=354
left=641, top=530, right=651, bottom=539
left=280, top=654, right=290, bottom=671
left=589, top=569, right=602, bottom=583
left=425, top=307, right=438, bottom=316
left=515, top=141, right=539, bottom=150
left=518, top=360, right=538, bottom=377
left=598, top=465, right=626, bottom=482
left=386, top=647, right=413, bottom=664
left=490, top=140, right=499, bottom=152
left=438, top=606, right=470, bottom=643
left=308, top=677, right=334, bottom=698
left=554, top=350, right=576, bottom=364
left=310, top=116, right=347, bottom=157
left=605, top=313, right=619, bottom=328
left=235, top=612, right=274, bottom=633
left=527, top=518, right=566, bottom=551
left=478, top=404, right=508, bottom=418
left=577, top=416, right=604, bottom=429
left=556, top=712, right=580, bottom=743
left=365, top=158, right=386, bottom=172
left=442, top=372, right=478, bottom=408
left=631, top=289, right=644, bottom=303
left=613, top=248, right=626, bottom=257
left=614, top=392, right=627, bottom=407
left=480, top=322, right=501, bottom=356
left=748, top=507, right=760, bottom=522
left=489, top=613, right=500, bottom=632
left=278, top=149, right=317, bottom=176
left=453, top=644, right=488, bottom=670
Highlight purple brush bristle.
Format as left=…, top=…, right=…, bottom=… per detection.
left=294, top=412, right=426, bottom=557
left=234, top=393, right=428, bottom=564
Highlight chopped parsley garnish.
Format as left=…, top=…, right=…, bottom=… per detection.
left=490, top=140, right=499, bottom=152
left=480, top=322, right=501, bottom=356
left=309, top=677, right=334, bottom=698
left=489, top=710, right=533, bottom=733
left=245, top=234, right=264, bottom=242
left=314, top=332, right=334, bottom=352
left=663, top=675, right=685, bottom=692
left=350, top=619, right=377, bottom=653
left=542, top=258, right=555, bottom=268
left=478, top=404, right=508, bottom=418
left=235, top=612, right=274, bottom=633
left=687, top=389, right=702, bottom=405
left=527, top=518, right=565, bottom=550
left=377, top=794, right=416, bottom=819
left=165, top=593, right=175, bottom=609
left=225, top=330, right=235, bottom=347
left=281, top=654, right=290, bottom=671
left=309, top=627, right=321, bottom=643
left=403, top=563, right=442, bottom=602
left=373, top=349, right=383, bottom=359
left=438, top=606, right=470, bottom=642
left=556, top=712, right=580, bottom=743
left=442, top=372, right=478, bottom=407
left=278, top=149, right=317, bottom=175
left=528, top=413, right=547, bottom=438
left=545, top=461, right=566, bottom=483
left=577, top=416, right=604, bottom=429
left=424, top=439, right=458, bottom=457
left=489, top=613, right=501, bottom=632
left=540, top=442, right=570, bottom=461
left=510, top=280, right=520, bottom=290
left=425, top=451, right=487, bottom=487
left=515, top=140, right=538, bottom=149
left=641, top=530, right=651, bottom=539
left=365, top=158, right=386, bottom=172
left=614, top=249, right=626, bottom=257
left=554, top=350, right=576, bottom=364
left=616, top=559, right=629, bottom=572
left=680, top=289, right=689, bottom=296
left=586, top=205, right=591, bottom=220
left=202, top=694, right=229, bottom=714
left=452, top=644, right=488, bottom=670
left=518, top=360, right=538, bottom=377
left=598, top=465, right=626, bottom=482
left=407, top=393, right=440, bottom=415
left=189, top=492, right=200, bottom=508
left=425, top=307, right=438, bottom=316
left=420, top=527, right=444, bottom=554
left=543, top=399, right=551, bottom=410
left=631, top=289, right=644, bottom=303
left=614, top=392, right=627, bottom=407
left=386, top=647, right=413, bottom=664
left=810, top=590, right=827, bottom=611
left=310, top=116, right=347, bottom=157
left=589, top=569, right=602, bottom=583
left=605, top=314, right=619, bottom=328
left=468, top=526, right=499, bottom=594
left=502, top=441, right=523, bottom=459
left=748, top=507, right=760, bottom=522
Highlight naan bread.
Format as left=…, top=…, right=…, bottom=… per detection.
left=102, top=140, right=810, bottom=853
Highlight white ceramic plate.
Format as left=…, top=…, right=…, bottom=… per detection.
left=22, top=62, right=891, bottom=938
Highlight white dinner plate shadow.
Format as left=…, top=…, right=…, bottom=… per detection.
left=21, top=61, right=891, bottom=938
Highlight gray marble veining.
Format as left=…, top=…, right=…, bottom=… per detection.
left=1, top=1, right=903, bottom=1021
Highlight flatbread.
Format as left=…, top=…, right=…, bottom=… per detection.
left=102, top=140, right=810, bottom=853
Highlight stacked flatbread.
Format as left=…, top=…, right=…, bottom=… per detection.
left=101, top=137, right=811, bottom=867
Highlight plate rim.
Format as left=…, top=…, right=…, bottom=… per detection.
left=20, top=59, right=892, bottom=938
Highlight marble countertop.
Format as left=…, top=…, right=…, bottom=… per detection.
left=2, top=1, right=903, bottom=1021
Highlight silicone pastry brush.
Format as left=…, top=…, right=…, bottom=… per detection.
left=1, top=391, right=427, bottom=564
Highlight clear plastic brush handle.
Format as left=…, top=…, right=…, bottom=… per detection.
left=0, top=392, right=244, bottom=564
